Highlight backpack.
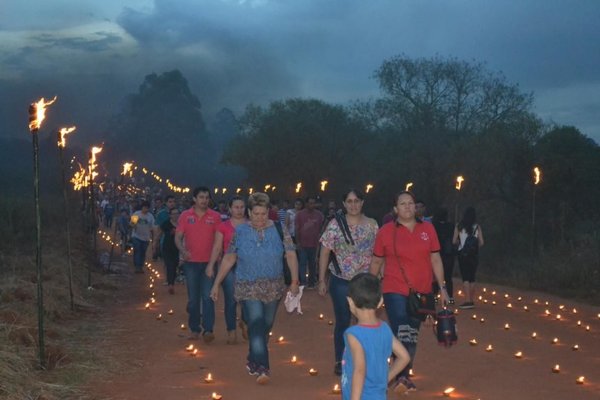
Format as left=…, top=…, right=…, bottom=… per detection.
left=458, top=225, right=479, bottom=257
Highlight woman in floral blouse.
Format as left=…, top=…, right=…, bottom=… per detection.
left=317, top=189, right=379, bottom=376
left=210, top=192, right=299, bottom=385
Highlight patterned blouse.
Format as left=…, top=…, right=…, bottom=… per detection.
left=319, top=216, right=378, bottom=281
left=227, top=222, right=295, bottom=303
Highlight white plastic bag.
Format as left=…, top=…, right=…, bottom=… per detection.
left=284, top=285, right=304, bottom=314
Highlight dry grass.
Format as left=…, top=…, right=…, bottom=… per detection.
left=0, top=196, right=129, bottom=400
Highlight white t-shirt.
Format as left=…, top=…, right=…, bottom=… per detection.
left=286, top=209, right=297, bottom=237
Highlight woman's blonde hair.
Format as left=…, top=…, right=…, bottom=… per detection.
left=248, top=192, right=270, bottom=209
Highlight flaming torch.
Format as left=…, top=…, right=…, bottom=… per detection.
left=531, top=166, right=542, bottom=256
left=88, top=145, right=103, bottom=287
left=405, top=182, right=413, bottom=192
left=28, top=95, right=57, bottom=369
left=365, top=183, right=374, bottom=193
left=57, top=126, right=76, bottom=311
left=295, top=182, right=302, bottom=193
left=454, top=175, right=464, bottom=223
left=320, top=180, right=328, bottom=192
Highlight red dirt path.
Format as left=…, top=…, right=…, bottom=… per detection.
left=89, top=262, right=600, bottom=400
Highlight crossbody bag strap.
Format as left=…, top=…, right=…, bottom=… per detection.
left=393, top=224, right=414, bottom=290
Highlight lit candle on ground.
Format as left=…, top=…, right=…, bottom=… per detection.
left=469, top=339, right=478, bottom=346
left=278, top=336, right=284, bottom=343
left=471, top=314, right=477, bottom=320
left=443, top=387, right=455, bottom=397
left=211, top=393, right=222, bottom=400
left=332, top=384, right=341, bottom=394
left=517, top=296, right=522, bottom=301
left=577, top=320, right=582, bottom=326
left=524, top=306, right=529, bottom=311
left=150, top=298, right=156, bottom=304
left=507, top=303, right=512, bottom=308
left=483, top=299, right=488, bottom=304
left=205, top=373, right=214, bottom=383
left=544, top=309, right=550, bottom=316
left=485, top=345, right=493, bottom=352
left=534, top=299, right=539, bottom=304
left=556, top=314, right=561, bottom=320
left=531, top=332, right=537, bottom=339
left=409, top=369, right=414, bottom=377
left=585, top=325, right=590, bottom=331
left=191, top=348, right=198, bottom=357
left=319, top=313, right=324, bottom=320
left=168, top=309, right=174, bottom=315
left=180, top=324, right=186, bottom=330
left=186, top=344, right=194, bottom=352
left=482, top=288, right=487, bottom=293
left=572, top=308, right=577, bottom=313
left=145, top=303, right=150, bottom=309
left=504, top=294, right=509, bottom=299
left=576, top=376, right=585, bottom=385
left=291, top=355, right=297, bottom=363
left=328, top=320, right=333, bottom=325
left=504, top=323, right=510, bottom=330
left=492, top=291, right=496, bottom=295
left=309, top=368, right=318, bottom=376
left=514, top=351, right=523, bottom=359
left=552, top=364, right=560, bottom=373
left=552, top=338, right=559, bottom=344
left=559, top=304, right=565, bottom=310
left=149, top=284, right=153, bottom=288
left=480, top=318, right=485, bottom=323
left=492, top=301, right=497, bottom=305
left=156, top=314, right=162, bottom=320
left=572, top=344, right=579, bottom=351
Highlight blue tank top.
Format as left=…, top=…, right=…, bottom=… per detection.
left=341, top=321, right=393, bottom=400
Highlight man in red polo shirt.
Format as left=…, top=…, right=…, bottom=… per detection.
left=176, top=186, right=221, bottom=342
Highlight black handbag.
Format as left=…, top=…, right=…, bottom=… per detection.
left=394, top=225, right=436, bottom=321
left=274, top=221, right=292, bottom=285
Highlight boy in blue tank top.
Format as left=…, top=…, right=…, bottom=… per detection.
left=342, top=274, right=410, bottom=399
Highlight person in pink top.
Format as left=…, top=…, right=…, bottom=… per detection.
left=207, top=196, right=247, bottom=344
left=176, top=186, right=222, bottom=343
left=295, top=195, right=325, bottom=287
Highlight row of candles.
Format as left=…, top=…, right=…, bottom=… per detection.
left=457, top=287, right=596, bottom=392
left=139, top=261, right=345, bottom=398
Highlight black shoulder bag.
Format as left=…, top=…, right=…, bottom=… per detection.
left=393, top=225, right=436, bottom=321
left=274, top=221, right=292, bottom=285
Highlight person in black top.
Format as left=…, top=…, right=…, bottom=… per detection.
left=432, top=208, right=456, bottom=304
left=161, top=207, right=181, bottom=294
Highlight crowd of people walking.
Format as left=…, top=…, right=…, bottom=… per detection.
left=104, top=184, right=483, bottom=398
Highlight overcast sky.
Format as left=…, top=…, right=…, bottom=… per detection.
left=1, top=0, right=599, bottom=144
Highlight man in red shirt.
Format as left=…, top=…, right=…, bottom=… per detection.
left=295, top=196, right=324, bottom=287
left=176, top=186, right=221, bottom=342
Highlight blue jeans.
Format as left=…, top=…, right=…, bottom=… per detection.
left=219, top=263, right=237, bottom=331
left=132, top=237, right=149, bottom=270
left=329, top=274, right=351, bottom=363
left=242, top=299, right=280, bottom=370
left=298, top=247, right=317, bottom=286
left=183, top=262, right=215, bottom=334
left=383, top=293, right=421, bottom=378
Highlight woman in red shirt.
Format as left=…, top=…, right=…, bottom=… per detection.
left=370, top=191, right=448, bottom=392
left=206, top=196, right=247, bottom=344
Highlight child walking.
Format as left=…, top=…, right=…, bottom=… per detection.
left=342, top=273, right=411, bottom=399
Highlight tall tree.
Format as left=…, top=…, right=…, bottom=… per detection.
left=107, top=70, right=206, bottom=181
left=223, top=98, right=373, bottom=196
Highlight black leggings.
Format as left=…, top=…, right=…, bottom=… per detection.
left=458, top=254, right=478, bottom=283
left=163, top=253, right=179, bottom=286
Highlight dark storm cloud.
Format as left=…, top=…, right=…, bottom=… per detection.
left=31, top=32, right=122, bottom=52
left=0, top=0, right=599, bottom=142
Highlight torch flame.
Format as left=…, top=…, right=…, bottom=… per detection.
left=88, top=146, right=103, bottom=181
left=29, top=96, right=57, bottom=132
left=57, top=126, right=76, bottom=148
left=455, top=176, right=464, bottom=190
left=295, top=182, right=302, bottom=193
left=533, top=166, right=541, bottom=185
left=122, top=162, right=134, bottom=177
left=320, top=180, right=328, bottom=191
left=405, top=182, right=413, bottom=191
left=366, top=184, right=374, bottom=193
